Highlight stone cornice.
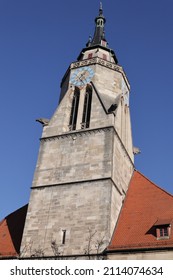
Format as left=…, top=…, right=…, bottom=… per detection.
left=31, top=177, right=123, bottom=196
left=41, top=126, right=111, bottom=141
left=61, top=57, right=130, bottom=90
left=70, top=57, right=130, bottom=90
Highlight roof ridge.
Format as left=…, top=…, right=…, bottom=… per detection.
left=134, top=169, right=173, bottom=198
left=5, top=204, right=28, bottom=220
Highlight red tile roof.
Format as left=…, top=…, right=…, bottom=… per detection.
left=108, top=170, right=173, bottom=251
left=1, top=171, right=173, bottom=256
left=0, top=205, right=27, bottom=258
left=0, top=218, right=17, bottom=257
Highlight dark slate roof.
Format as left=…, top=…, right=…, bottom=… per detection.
left=88, top=3, right=106, bottom=47
left=77, top=4, right=118, bottom=64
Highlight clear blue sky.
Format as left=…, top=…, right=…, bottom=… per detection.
left=1, top=0, right=173, bottom=220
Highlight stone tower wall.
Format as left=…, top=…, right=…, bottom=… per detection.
left=21, top=57, right=134, bottom=257
left=21, top=180, right=121, bottom=256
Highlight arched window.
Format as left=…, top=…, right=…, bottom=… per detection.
left=69, top=87, right=80, bottom=131
left=81, top=85, right=92, bottom=129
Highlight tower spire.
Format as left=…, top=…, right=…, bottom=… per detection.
left=78, top=3, right=118, bottom=64
left=89, top=2, right=107, bottom=47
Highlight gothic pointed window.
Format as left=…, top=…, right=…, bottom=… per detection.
left=81, top=85, right=92, bottom=129
left=69, top=87, right=80, bottom=131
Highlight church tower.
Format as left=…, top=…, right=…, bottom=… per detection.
left=21, top=4, right=134, bottom=258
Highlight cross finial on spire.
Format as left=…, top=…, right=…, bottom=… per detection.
left=99, top=2, right=103, bottom=15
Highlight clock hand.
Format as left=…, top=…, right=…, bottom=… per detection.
left=79, top=77, right=85, bottom=85
left=79, top=71, right=87, bottom=79
left=79, top=74, right=84, bottom=80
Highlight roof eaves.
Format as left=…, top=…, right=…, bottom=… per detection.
left=77, top=45, right=118, bottom=63
left=106, top=244, right=173, bottom=254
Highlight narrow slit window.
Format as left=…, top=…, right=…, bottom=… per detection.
left=62, top=230, right=66, bottom=245
left=101, top=41, right=107, bottom=47
left=81, top=85, right=92, bottom=129
left=103, top=53, right=107, bottom=60
left=88, top=53, right=93, bottom=59
left=69, top=87, right=80, bottom=130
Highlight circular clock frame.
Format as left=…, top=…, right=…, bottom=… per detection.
left=70, top=66, right=94, bottom=87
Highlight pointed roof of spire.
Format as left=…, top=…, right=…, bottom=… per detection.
left=86, top=2, right=107, bottom=48
left=78, top=3, right=118, bottom=64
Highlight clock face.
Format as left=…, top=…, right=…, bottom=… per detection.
left=70, top=66, right=94, bottom=87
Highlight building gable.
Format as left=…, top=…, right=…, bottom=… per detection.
left=0, top=205, right=27, bottom=258
left=108, top=171, right=173, bottom=251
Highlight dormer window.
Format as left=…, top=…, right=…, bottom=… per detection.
left=154, top=219, right=172, bottom=240
left=159, top=227, right=168, bottom=237
left=156, top=226, right=170, bottom=239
